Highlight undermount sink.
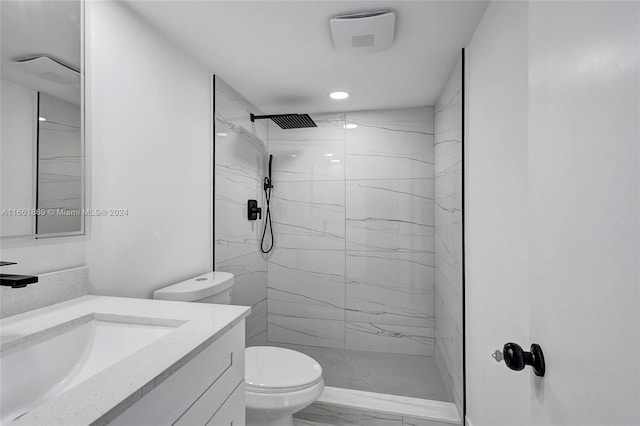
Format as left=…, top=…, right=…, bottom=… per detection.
left=1, top=315, right=179, bottom=424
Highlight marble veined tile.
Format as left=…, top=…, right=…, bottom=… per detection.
left=271, top=180, right=345, bottom=250
left=215, top=119, right=267, bottom=263
left=215, top=76, right=268, bottom=143
left=346, top=107, right=434, bottom=180
left=216, top=251, right=267, bottom=346
left=433, top=54, right=463, bottom=419
left=216, top=251, right=267, bottom=307
left=246, top=299, right=267, bottom=346
left=433, top=137, right=461, bottom=179
left=403, top=417, right=458, bottom=426
left=294, top=418, right=333, bottom=426
left=216, top=118, right=265, bottom=178
left=269, top=113, right=345, bottom=182
left=346, top=179, right=434, bottom=252
left=346, top=251, right=435, bottom=327
left=268, top=315, right=345, bottom=349
left=268, top=248, right=345, bottom=320
left=215, top=193, right=263, bottom=262
left=346, top=321, right=434, bottom=356
left=296, top=403, right=402, bottom=426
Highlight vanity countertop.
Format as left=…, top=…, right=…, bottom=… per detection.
left=0, top=295, right=250, bottom=425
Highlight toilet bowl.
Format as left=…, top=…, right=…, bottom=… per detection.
left=154, top=274, right=324, bottom=425
left=245, top=346, right=324, bottom=426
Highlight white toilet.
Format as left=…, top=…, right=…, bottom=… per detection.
left=245, top=346, right=324, bottom=426
left=153, top=272, right=324, bottom=426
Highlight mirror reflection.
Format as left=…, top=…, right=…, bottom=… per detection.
left=1, top=0, right=83, bottom=239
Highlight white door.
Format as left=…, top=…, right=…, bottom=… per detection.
left=466, top=2, right=640, bottom=425
left=527, top=2, right=639, bottom=425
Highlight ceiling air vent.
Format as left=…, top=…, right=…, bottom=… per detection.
left=13, top=56, right=80, bottom=85
left=330, top=10, right=396, bottom=55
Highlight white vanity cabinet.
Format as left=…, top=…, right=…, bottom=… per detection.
left=110, top=321, right=245, bottom=426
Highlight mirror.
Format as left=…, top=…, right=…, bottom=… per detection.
left=0, top=0, right=84, bottom=239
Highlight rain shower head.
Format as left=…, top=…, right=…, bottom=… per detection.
left=250, top=113, right=317, bottom=129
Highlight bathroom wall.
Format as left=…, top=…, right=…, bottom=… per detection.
left=267, top=107, right=436, bottom=356
left=433, top=57, right=463, bottom=414
left=465, top=2, right=531, bottom=424
left=213, top=76, right=268, bottom=346
left=87, top=0, right=212, bottom=297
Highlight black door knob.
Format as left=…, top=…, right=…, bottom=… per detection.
left=502, top=342, right=546, bottom=377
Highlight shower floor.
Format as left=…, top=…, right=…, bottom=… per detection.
left=269, top=342, right=453, bottom=402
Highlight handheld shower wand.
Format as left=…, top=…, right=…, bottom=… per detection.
left=261, top=155, right=274, bottom=253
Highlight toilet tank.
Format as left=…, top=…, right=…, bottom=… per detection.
left=153, top=272, right=234, bottom=304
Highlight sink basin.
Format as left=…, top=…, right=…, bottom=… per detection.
left=1, top=315, right=178, bottom=423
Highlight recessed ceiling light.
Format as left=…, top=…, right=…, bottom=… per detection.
left=329, top=91, right=350, bottom=100
left=331, top=159, right=341, bottom=163
left=344, top=123, right=358, bottom=129
left=39, top=117, right=46, bottom=121
left=324, top=153, right=334, bottom=157
left=216, top=132, right=228, bottom=137
left=291, top=154, right=297, bottom=158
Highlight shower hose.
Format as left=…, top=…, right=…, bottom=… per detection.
left=260, top=175, right=274, bottom=254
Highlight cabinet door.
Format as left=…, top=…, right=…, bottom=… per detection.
left=205, top=382, right=245, bottom=426
left=111, top=321, right=245, bottom=426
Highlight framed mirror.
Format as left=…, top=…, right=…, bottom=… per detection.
left=0, top=0, right=85, bottom=240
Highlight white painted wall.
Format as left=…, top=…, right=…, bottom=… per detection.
left=466, top=1, right=640, bottom=425
left=86, top=0, right=212, bottom=298
left=465, top=2, right=530, bottom=424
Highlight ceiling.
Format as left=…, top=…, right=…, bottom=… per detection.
left=127, top=1, right=489, bottom=114
left=1, top=1, right=81, bottom=104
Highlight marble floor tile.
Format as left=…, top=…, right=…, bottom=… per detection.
left=296, top=403, right=402, bottom=426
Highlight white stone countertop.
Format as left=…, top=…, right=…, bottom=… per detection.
left=0, top=295, right=251, bottom=425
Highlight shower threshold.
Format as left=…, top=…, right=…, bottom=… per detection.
left=266, top=342, right=461, bottom=425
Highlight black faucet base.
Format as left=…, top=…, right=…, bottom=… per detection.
left=0, top=274, right=39, bottom=288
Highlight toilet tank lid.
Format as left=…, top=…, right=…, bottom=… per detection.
left=153, top=272, right=234, bottom=302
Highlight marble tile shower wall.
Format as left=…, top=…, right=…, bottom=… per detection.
left=433, top=57, right=463, bottom=413
left=214, top=76, right=268, bottom=346
left=267, top=107, right=436, bottom=356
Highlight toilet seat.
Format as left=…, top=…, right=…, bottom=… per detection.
left=245, top=346, right=323, bottom=394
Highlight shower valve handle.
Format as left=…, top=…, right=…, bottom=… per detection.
left=247, top=200, right=262, bottom=221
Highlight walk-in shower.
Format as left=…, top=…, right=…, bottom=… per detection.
left=214, top=50, right=464, bottom=423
